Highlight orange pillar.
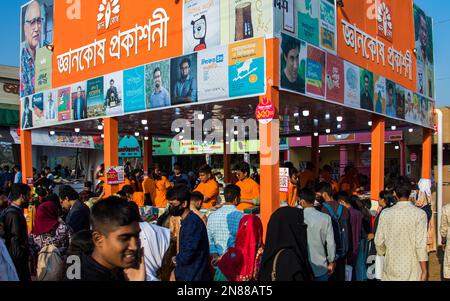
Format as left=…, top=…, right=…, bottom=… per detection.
left=422, top=128, right=432, bottom=179
left=104, top=117, right=119, bottom=196
left=260, top=38, right=280, bottom=238
left=370, top=116, right=385, bottom=201
left=311, top=134, right=320, bottom=177
left=143, top=136, right=153, bottom=173
left=20, top=130, right=34, bottom=186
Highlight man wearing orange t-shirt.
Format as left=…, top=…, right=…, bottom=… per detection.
left=194, top=165, right=219, bottom=209
left=320, top=165, right=339, bottom=195
left=299, top=162, right=317, bottom=190
left=338, top=166, right=359, bottom=195
left=152, top=164, right=171, bottom=208
left=235, top=162, right=260, bottom=212
left=280, top=166, right=299, bottom=207
left=142, top=168, right=157, bottom=206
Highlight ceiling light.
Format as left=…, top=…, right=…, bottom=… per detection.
left=293, top=112, right=299, bottom=117
left=391, top=125, right=397, bottom=130
left=49, top=131, right=55, bottom=136
left=144, top=126, right=149, bottom=131
left=409, top=128, right=414, bottom=133
left=144, top=137, right=149, bottom=141
left=325, top=113, right=330, bottom=119
left=97, top=124, right=103, bottom=130
left=326, top=129, right=331, bottom=134
left=302, top=110, right=310, bottom=117
left=197, top=113, right=205, bottom=120
left=368, top=121, right=373, bottom=126
left=395, top=145, right=399, bottom=150
left=337, top=124, right=342, bottom=129
left=296, top=137, right=301, bottom=141
left=337, top=116, right=343, bottom=122
left=314, top=132, right=319, bottom=137
left=101, top=134, right=104, bottom=139
left=134, top=132, right=140, bottom=137
left=141, top=120, right=148, bottom=125
left=369, top=147, right=372, bottom=151
left=74, top=128, right=80, bottom=133
left=294, top=125, right=300, bottom=131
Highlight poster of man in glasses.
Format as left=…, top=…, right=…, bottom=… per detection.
left=20, top=0, right=54, bottom=98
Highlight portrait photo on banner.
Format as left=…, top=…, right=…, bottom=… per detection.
left=373, top=74, right=386, bottom=115
left=21, top=96, right=33, bottom=129
left=71, top=82, right=88, bottom=121
left=385, top=79, right=396, bottom=118
left=343, top=61, right=360, bottom=109
left=359, top=69, right=374, bottom=112
left=414, top=4, right=434, bottom=99
left=280, top=33, right=306, bottom=95
left=145, top=60, right=171, bottom=109
left=171, top=53, right=198, bottom=105
left=103, top=72, right=124, bottom=116
left=20, top=0, right=54, bottom=98
left=395, top=85, right=406, bottom=120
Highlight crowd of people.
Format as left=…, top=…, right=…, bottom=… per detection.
left=0, top=159, right=449, bottom=282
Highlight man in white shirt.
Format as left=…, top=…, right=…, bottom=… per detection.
left=375, top=176, right=428, bottom=281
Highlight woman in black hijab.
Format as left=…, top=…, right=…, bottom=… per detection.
left=259, top=207, right=314, bottom=281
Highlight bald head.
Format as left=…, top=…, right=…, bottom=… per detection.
left=24, top=0, right=42, bottom=53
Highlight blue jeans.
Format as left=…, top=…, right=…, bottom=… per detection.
left=315, top=273, right=329, bottom=281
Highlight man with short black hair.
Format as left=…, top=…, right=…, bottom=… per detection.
left=169, top=162, right=190, bottom=188
left=190, top=191, right=207, bottom=225
left=207, top=184, right=244, bottom=264
left=281, top=34, right=305, bottom=94
left=2, top=183, right=32, bottom=281
left=317, top=182, right=350, bottom=281
left=173, top=57, right=197, bottom=104
left=168, top=184, right=212, bottom=281
left=194, top=164, right=219, bottom=209
left=235, top=162, right=260, bottom=211
left=65, top=196, right=144, bottom=281
left=299, top=188, right=335, bottom=281
left=59, top=185, right=90, bottom=234
left=375, top=176, right=428, bottom=281
left=80, top=181, right=95, bottom=203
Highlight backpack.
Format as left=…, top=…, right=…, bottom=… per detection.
left=322, top=203, right=349, bottom=260
left=36, top=244, right=64, bottom=281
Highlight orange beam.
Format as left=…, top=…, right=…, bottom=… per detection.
left=143, top=136, right=153, bottom=173
left=20, top=130, right=33, bottom=186
left=104, top=117, right=119, bottom=196
left=260, top=38, right=280, bottom=239
left=422, top=128, right=432, bottom=179
left=370, top=116, right=385, bottom=201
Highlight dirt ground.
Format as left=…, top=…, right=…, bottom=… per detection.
left=428, top=248, right=446, bottom=281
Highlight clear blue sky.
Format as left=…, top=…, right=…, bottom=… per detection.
left=1, top=0, right=449, bottom=107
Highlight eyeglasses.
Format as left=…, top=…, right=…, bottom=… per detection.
left=25, top=17, right=43, bottom=28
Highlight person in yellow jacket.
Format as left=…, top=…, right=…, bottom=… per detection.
left=235, top=162, right=260, bottom=212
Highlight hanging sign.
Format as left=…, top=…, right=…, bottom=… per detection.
left=106, top=166, right=125, bottom=185
left=256, top=97, right=275, bottom=124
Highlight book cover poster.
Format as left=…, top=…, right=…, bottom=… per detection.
left=373, top=74, right=386, bottom=114
left=57, top=87, right=71, bottom=122
left=43, top=89, right=58, bottom=123
left=230, top=0, right=273, bottom=42
left=319, top=0, right=336, bottom=53
left=123, top=66, right=146, bottom=113
left=298, top=0, right=320, bottom=47
left=35, top=47, right=53, bottom=93
left=325, top=53, right=344, bottom=103
left=71, top=82, right=87, bottom=121
left=184, top=0, right=221, bottom=53
left=145, top=60, right=171, bottom=109
left=87, top=77, right=105, bottom=118
left=344, top=61, right=360, bottom=108
left=228, top=38, right=265, bottom=98
left=405, top=89, right=418, bottom=124
left=103, top=72, right=124, bottom=116
left=32, top=93, right=45, bottom=127
left=306, top=45, right=325, bottom=98
left=198, top=45, right=229, bottom=101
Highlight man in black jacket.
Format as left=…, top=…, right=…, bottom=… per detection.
left=2, top=183, right=32, bottom=281
left=59, top=185, right=90, bottom=233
